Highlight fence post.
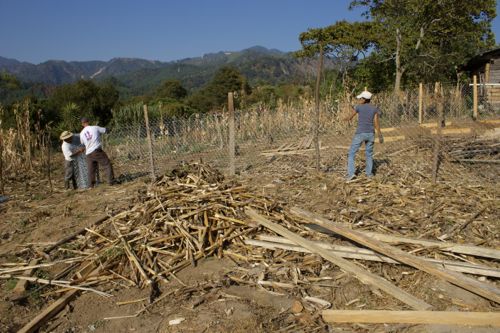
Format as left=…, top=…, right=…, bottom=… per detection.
left=313, top=45, right=324, bottom=171
left=143, top=105, right=156, bottom=181
left=418, top=83, right=423, bottom=124
left=228, top=92, right=236, bottom=176
left=473, top=75, right=478, bottom=120
left=432, top=82, right=444, bottom=183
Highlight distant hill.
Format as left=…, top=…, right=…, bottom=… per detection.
left=0, top=46, right=326, bottom=97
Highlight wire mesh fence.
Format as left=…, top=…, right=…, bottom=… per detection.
left=103, top=84, right=499, bottom=182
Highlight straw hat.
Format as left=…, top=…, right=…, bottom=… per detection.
left=60, top=131, right=73, bottom=140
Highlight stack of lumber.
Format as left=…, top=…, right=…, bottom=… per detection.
left=261, top=135, right=326, bottom=156
left=446, top=138, right=499, bottom=164
left=2, top=162, right=499, bottom=331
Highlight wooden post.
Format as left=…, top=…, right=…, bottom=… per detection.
left=228, top=92, right=235, bottom=176
left=143, top=105, right=156, bottom=181
left=313, top=45, right=324, bottom=171
left=485, top=63, right=491, bottom=84
left=432, top=82, right=443, bottom=183
left=473, top=74, right=478, bottom=120
left=46, top=133, right=53, bottom=193
left=418, top=83, right=423, bottom=124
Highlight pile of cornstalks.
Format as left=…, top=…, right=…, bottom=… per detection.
left=2, top=162, right=499, bottom=332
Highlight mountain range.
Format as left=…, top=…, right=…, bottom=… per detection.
left=0, top=46, right=323, bottom=96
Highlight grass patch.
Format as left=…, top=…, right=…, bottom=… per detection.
left=5, top=278, right=18, bottom=291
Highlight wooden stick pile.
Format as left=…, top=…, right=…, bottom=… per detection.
left=36, top=163, right=280, bottom=289
left=3, top=162, right=499, bottom=331
left=446, top=138, right=499, bottom=164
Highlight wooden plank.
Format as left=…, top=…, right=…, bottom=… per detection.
left=305, top=223, right=500, bottom=260
left=290, top=208, right=500, bottom=304
left=12, top=259, right=40, bottom=295
left=261, top=146, right=328, bottom=157
left=420, top=121, right=452, bottom=128
left=430, top=128, right=472, bottom=135
left=17, top=265, right=101, bottom=333
left=322, top=310, right=500, bottom=326
left=383, top=135, right=406, bottom=142
left=17, top=290, right=78, bottom=333
left=245, top=208, right=431, bottom=310
left=380, top=127, right=397, bottom=133
left=248, top=236, right=500, bottom=278
left=480, top=119, right=500, bottom=125
left=453, top=159, right=500, bottom=164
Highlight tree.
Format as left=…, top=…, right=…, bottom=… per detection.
left=297, top=21, right=379, bottom=169
left=187, top=67, right=249, bottom=112
left=207, top=66, right=248, bottom=108
left=350, top=0, right=496, bottom=92
left=154, top=80, right=187, bottom=101
left=47, top=80, right=119, bottom=131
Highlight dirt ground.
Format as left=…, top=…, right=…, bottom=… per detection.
left=0, top=132, right=499, bottom=333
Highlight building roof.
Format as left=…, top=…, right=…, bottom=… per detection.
left=462, top=47, right=500, bottom=71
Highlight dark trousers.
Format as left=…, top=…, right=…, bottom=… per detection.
left=86, top=149, right=114, bottom=186
left=64, top=160, right=77, bottom=189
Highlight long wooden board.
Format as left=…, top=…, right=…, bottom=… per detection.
left=430, top=128, right=472, bottom=135
left=247, top=236, right=500, bottom=278
left=17, top=263, right=100, bottom=333
left=322, top=310, right=500, bottom=326
left=290, top=207, right=500, bottom=304
left=18, top=290, right=78, bottom=333
left=305, top=223, right=500, bottom=260
left=245, top=208, right=431, bottom=310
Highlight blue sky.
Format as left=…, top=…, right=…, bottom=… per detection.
left=1, top=0, right=499, bottom=64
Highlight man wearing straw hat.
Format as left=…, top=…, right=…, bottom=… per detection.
left=60, top=130, right=79, bottom=190
left=345, top=90, right=383, bottom=181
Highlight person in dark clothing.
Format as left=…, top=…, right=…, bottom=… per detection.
left=344, top=91, right=384, bottom=181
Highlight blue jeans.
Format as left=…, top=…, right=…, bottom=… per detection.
left=347, top=132, right=374, bottom=178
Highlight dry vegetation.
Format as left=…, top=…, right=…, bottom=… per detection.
left=0, top=93, right=499, bottom=332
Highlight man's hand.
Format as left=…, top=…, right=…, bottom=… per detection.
left=378, top=133, right=384, bottom=144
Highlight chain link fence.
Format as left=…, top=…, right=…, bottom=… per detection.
left=104, top=83, right=499, bottom=182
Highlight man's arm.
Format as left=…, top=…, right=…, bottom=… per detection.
left=70, top=146, right=85, bottom=157
left=98, top=126, right=107, bottom=134
left=374, top=113, right=383, bottom=143
left=344, top=107, right=357, bottom=122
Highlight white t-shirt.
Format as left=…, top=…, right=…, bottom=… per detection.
left=80, top=125, right=106, bottom=155
left=61, top=141, right=75, bottom=161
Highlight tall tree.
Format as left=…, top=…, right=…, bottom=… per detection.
left=350, top=0, right=496, bottom=92
left=155, top=80, right=187, bottom=101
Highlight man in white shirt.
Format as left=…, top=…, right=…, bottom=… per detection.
left=60, top=131, right=78, bottom=189
left=79, top=117, right=115, bottom=187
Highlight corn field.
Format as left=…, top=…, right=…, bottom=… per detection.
left=0, top=83, right=498, bottom=192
